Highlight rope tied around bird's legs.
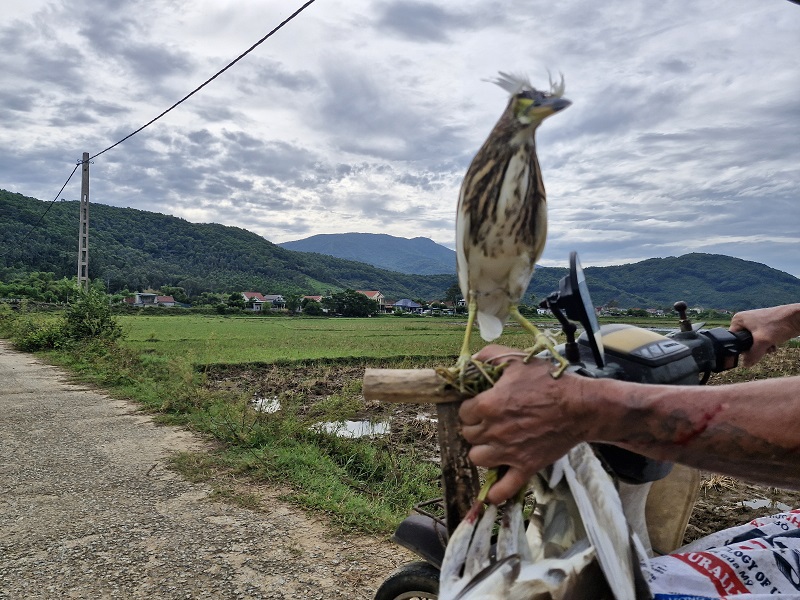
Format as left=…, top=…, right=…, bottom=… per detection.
left=433, top=357, right=512, bottom=531
left=361, top=352, right=531, bottom=532
left=434, top=351, right=549, bottom=528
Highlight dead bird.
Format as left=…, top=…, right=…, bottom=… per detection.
left=439, top=442, right=652, bottom=600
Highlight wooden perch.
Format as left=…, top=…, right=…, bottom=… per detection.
left=363, top=368, right=464, bottom=404
left=363, top=367, right=479, bottom=533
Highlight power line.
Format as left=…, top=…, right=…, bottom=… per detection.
left=88, top=0, right=319, bottom=162
left=0, top=163, right=80, bottom=259
left=5, top=1, right=319, bottom=262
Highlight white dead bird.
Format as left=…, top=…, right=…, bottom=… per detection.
left=439, top=443, right=652, bottom=600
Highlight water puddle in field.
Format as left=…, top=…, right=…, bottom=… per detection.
left=741, top=498, right=792, bottom=512
left=313, top=420, right=390, bottom=438
left=251, top=396, right=281, bottom=413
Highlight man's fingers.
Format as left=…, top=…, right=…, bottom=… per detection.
left=468, top=442, right=502, bottom=467
left=460, top=422, right=483, bottom=444
left=458, top=397, right=481, bottom=426
left=485, top=468, right=529, bottom=505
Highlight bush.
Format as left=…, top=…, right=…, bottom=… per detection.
left=10, top=315, right=66, bottom=351
left=302, top=302, right=324, bottom=316
left=62, top=285, right=122, bottom=342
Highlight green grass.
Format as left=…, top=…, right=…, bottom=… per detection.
left=117, top=314, right=560, bottom=364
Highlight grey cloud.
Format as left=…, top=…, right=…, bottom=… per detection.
left=658, top=59, right=693, bottom=74
left=375, top=1, right=490, bottom=43
left=247, top=58, right=319, bottom=93
left=0, top=23, right=86, bottom=95
left=317, top=62, right=470, bottom=161
left=47, top=98, right=128, bottom=127
left=191, top=104, right=247, bottom=124
left=79, top=11, right=194, bottom=83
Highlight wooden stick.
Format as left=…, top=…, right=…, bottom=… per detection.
left=436, top=402, right=480, bottom=532
left=363, top=368, right=463, bottom=404
left=362, top=367, right=480, bottom=533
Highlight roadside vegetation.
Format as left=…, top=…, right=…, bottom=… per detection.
left=2, top=299, right=796, bottom=537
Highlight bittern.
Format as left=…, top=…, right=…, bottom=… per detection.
left=455, top=72, right=571, bottom=376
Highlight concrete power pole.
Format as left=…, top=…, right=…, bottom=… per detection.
left=77, top=152, right=89, bottom=290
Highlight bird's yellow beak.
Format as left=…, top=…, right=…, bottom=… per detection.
left=522, top=96, right=572, bottom=120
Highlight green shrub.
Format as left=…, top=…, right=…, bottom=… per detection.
left=62, top=285, right=122, bottom=342
left=11, top=315, right=67, bottom=351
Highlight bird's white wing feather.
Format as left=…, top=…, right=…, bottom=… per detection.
left=561, top=443, right=640, bottom=600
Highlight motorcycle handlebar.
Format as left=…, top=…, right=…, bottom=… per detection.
left=730, top=328, right=754, bottom=352
left=698, top=327, right=753, bottom=372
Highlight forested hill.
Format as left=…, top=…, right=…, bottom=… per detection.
left=280, top=233, right=456, bottom=275
left=2, top=189, right=799, bottom=310
left=0, top=190, right=455, bottom=299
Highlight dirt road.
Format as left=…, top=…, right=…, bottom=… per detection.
left=0, top=341, right=410, bottom=599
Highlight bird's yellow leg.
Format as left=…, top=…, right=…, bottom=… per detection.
left=508, top=305, right=569, bottom=378
left=456, top=293, right=478, bottom=370
left=477, top=468, right=499, bottom=503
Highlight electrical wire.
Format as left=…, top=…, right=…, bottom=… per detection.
left=0, top=163, right=80, bottom=258
left=88, top=0, right=319, bottom=162
left=5, top=0, right=319, bottom=262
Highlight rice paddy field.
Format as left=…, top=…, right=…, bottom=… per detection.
left=117, top=312, right=722, bottom=365
left=117, top=314, right=551, bottom=364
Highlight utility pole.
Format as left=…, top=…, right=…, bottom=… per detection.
left=77, top=152, right=89, bottom=290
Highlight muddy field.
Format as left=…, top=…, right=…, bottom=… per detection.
left=204, top=346, right=800, bottom=544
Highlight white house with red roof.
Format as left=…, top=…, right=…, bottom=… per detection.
left=241, top=292, right=286, bottom=311
left=124, top=293, right=176, bottom=307
left=241, top=292, right=267, bottom=311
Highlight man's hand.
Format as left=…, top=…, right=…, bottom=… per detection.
left=459, top=345, right=587, bottom=504
left=730, top=304, right=800, bottom=367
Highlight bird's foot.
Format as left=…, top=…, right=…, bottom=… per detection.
left=435, top=354, right=506, bottom=396
left=522, top=332, right=570, bottom=379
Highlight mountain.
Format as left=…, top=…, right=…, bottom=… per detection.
left=2, top=189, right=799, bottom=310
left=0, top=190, right=456, bottom=300
left=583, top=254, right=800, bottom=311
left=280, top=233, right=456, bottom=275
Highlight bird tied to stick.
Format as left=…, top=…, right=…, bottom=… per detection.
left=447, top=71, right=571, bottom=388
left=437, top=74, right=652, bottom=599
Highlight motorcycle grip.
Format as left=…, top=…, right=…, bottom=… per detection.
left=731, top=328, right=753, bottom=351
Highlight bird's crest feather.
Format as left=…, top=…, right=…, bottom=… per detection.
left=491, top=71, right=566, bottom=98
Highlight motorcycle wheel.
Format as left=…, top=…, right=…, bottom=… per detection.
left=373, top=560, right=439, bottom=600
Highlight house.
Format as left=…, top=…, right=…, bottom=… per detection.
left=242, top=292, right=267, bottom=311
left=263, top=294, right=286, bottom=309
left=242, top=292, right=286, bottom=311
left=393, top=298, right=422, bottom=313
left=124, top=293, right=175, bottom=307
left=303, top=295, right=323, bottom=303
left=356, top=290, right=386, bottom=312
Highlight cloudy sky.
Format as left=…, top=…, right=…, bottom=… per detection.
left=2, top=0, right=799, bottom=276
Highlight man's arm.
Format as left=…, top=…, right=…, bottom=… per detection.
left=460, top=347, right=800, bottom=504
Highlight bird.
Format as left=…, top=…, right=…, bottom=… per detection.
left=439, top=442, right=652, bottom=600
left=454, top=72, right=572, bottom=376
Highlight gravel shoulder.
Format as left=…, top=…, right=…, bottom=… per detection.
left=0, top=340, right=411, bottom=599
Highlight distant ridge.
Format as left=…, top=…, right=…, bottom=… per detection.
left=280, top=233, right=456, bottom=275
left=2, top=189, right=799, bottom=310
